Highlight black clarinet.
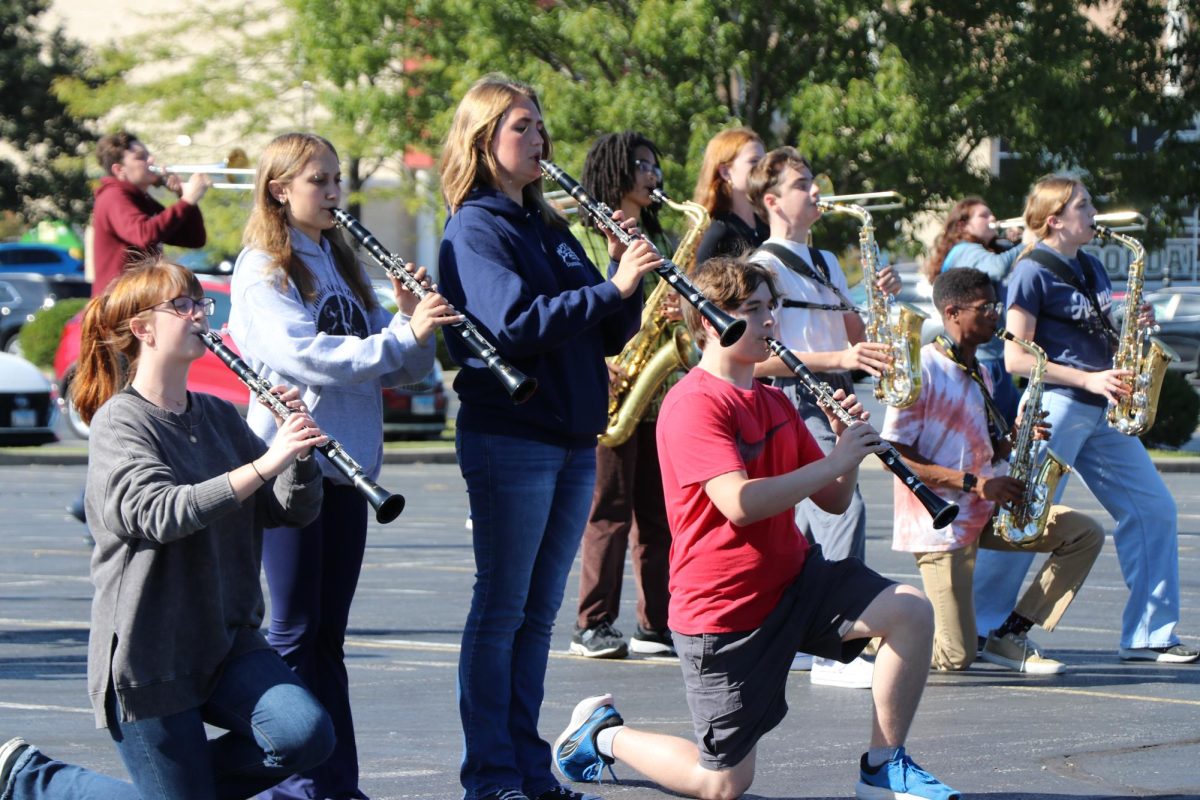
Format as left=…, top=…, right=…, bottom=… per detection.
left=765, top=338, right=959, bottom=530
left=333, top=209, right=537, bottom=405
left=199, top=331, right=406, bottom=524
left=539, top=160, right=747, bottom=347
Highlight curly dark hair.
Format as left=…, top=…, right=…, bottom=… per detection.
left=932, top=266, right=993, bottom=315
left=580, top=131, right=664, bottom=241
left=924, top=197, right=1005, bottom=283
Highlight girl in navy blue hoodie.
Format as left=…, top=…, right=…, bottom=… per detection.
left=438, top=75, right=661, bottom=800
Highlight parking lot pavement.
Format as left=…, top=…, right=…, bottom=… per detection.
left=2, top=461, right=1199, bottom=799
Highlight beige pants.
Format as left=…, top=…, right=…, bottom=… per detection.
left=915, top=505, right=1104, bottom=671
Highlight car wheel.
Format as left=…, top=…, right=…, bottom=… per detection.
left=61, top=371, right=90, bottom=440
left=1, top=332, right=20, bottom=356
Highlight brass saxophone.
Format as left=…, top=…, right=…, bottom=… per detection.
left=598, top=189, right=708, bottom=447
left=993, top=329, right=1070, bottom=545
left=1093, top=224, right=1178, bottom=435
left=817, top=199, right=925, bottom=408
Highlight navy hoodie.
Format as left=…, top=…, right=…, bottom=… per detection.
left=439, top=187, right=644, bottom=447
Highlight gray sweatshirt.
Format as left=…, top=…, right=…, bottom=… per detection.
left=85, top=389, right=323, bottom=727
left=229, top=230, right=435, bottom=482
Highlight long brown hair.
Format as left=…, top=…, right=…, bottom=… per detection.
left=1018, top=175, right=1084, bottom=259
left=242, top=132, right=376, bottom=309
left=692, top=127, right=763, bottom=216
left=923, top=197, right=989, bottom=283
left=439, top=74, right=564, bottom=227
left=72, top=258, right=201, bottom=423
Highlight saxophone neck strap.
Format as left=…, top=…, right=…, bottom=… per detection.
left=1024, top=248, right=1120, bottom=346
left=935, top=334, right=1010, bottom=450
left=758, top=242, right=858, bottom=313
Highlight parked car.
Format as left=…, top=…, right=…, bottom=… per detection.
left=55, top=277, right=248, bottom=438
left=0, top=243, right=84, bottom=276
left=1114, top=286, right=1200, bottom=375
left=0, top=352, right=58, bottom=446
left=55, top=275, right=446, bottom=440
left=0, top=272, right=92, bottom=355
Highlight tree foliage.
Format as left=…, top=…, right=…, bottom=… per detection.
left=56, top=0, right=1200, bottom=252
left=0, top=0, right=96, bottom=225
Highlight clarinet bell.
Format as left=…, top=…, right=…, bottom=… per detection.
left=355, top=477, right=406, bottom=523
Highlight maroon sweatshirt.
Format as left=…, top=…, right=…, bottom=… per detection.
left=91, top=177, right=206, bottom=296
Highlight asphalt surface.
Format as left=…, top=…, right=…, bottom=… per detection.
left=2, top=459, right=1199, bottom=800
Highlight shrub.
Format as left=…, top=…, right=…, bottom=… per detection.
left=19, top=298, right=88, bottom=370
left=1140, top=370, right=1200, bottom=449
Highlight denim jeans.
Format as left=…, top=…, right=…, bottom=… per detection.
left=2, top=648, right=334, bottom=800
left=455, top=429, right=597, bottom=800
left=973, top=390, right=1181, bottom=649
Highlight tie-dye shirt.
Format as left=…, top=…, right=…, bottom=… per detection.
left=881, top=344, right=1007, bottom=552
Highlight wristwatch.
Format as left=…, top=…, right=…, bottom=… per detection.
left=961, top=472, right=978, bottom=494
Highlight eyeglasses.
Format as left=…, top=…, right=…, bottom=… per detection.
left=634, top=159, right=663, bottom=182
left=141, top=295, right=216, bottom=317
left=959, top=301, right=1003, bottom=316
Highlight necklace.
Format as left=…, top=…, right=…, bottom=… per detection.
left=139, top=386, right=188, bottom=414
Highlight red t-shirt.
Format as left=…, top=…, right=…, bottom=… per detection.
left=656, top=368, right=823, bottom=634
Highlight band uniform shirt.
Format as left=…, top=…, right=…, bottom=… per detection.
left=1005, top=243, right=1115, bottom=408
left=656, top=368, right=821, bottom=634
left=749, top=237, right=852, bottom=357
left=880, top=343, right=1007, bottom=552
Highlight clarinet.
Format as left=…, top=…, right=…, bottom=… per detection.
left=764, top=338, right=959, bottom=530
left=199, top=331, right=406, bottom=524
left=332, top=209, right=537, bottom=405
left=539, top=160, right=747, bottom=347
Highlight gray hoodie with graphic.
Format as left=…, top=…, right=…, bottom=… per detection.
left=229, top=229, right=435, bottom=482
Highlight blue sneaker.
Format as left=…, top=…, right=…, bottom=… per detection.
left=856, top=748, right=961, bottom=800
left=553, top=694, right=623, bottom=784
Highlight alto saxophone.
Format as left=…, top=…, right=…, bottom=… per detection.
left=598, top=189, right=709, bottom=447
left=817, top=199, right=925, bottom=408
left=993, top=330, right=1070, bottom=545
left=1093, top=224, right=1178, bottom=436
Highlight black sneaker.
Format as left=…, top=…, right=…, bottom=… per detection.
left=1118, top=644, right=1200, bottom=663
left=533, top=786, right=602, bottom=800
left=629, top=625, right=676, bottom=656
left=569, top=621, right=628, bottom=659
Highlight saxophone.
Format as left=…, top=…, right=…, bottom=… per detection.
left=817, top=199, right=925, bottom=408
left=598, top=189, right=708, bottom=447
left=1093, top=224, right=1178, bottom=435
left=993, top=330, right=1070, bottom=545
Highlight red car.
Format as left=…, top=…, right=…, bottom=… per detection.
left=54, top=277, right=447, bottom=439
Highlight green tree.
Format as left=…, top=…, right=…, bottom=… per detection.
left=0, top=0, right=96, bottom=226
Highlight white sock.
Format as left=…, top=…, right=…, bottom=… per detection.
left=596, top=725, right=623, bottom=759
left=867, top=746, right=899, bottom=768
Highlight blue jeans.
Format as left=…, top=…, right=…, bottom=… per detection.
left=455, top=430, right=597, bottom=800
left=2, top=648, right=334, bottom=800
left=260, top=482, right=369, bottom=800
left=973, top=391, right=1181, bottom=649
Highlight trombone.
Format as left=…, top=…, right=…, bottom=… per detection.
left=992, top=210, right=1147, bottom=233
left=149, top=148, right=255, bottom=191
left=819, top=190, right=906, bottom=212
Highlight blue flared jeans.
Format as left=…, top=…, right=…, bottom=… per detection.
left=973, top=390, right=1181, bottom=649
left=455, top=429, right=597, bottom=800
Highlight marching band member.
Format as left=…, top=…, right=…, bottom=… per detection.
left=569, top=131, right=678, bottom=660
left=1, top=260, right=333, bottom=800
left=553, top=256, right=960, bottom=800
left=437, top=75, right=660, bottom=800
left=972, top=175, right=1197, bottom=664
left=230, top=132, right=456, bottom=800
left=924, top=198, right=1023, bottom=424
left=691, top=127, right=769, bottom=264
left=881, top=267, right=1103, bottom=674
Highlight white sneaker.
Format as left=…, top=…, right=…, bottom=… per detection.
left=790, top=653, right=813, bottom=671
left=811, top=655, right=873, bottom=689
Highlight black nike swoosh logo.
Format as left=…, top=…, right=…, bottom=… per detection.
left=735, top=419, right=790, bottom=464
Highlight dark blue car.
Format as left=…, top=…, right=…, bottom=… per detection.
left=0, top=243, right=84, bottom=276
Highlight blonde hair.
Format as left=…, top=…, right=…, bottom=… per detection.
left=438, top=74, right=564, bottom=227
left=1019, top=174, right=1085, bottom=257
left=72, top=258, right=201, bottom=423
left=692, top=127, right=764, bottom=216
left=242, top=132, right=376, bottom=309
